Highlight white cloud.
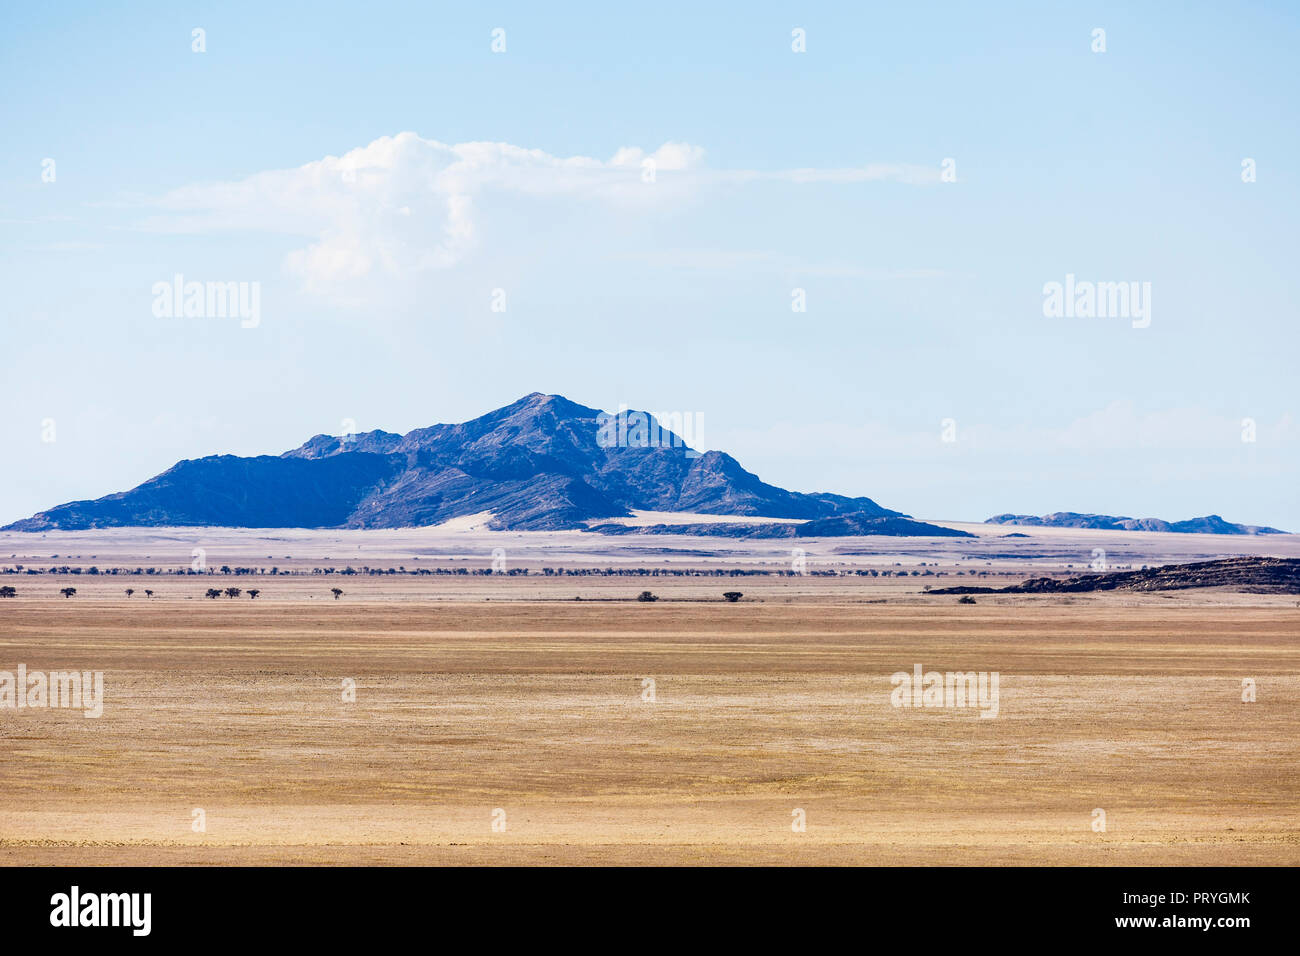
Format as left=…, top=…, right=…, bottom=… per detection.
left=138, top=132, right=939, bottom=293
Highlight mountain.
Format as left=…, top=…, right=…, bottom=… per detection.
left=5, top=393, right=911, bottom=533
left=986, top=512, right=1287, bottom=535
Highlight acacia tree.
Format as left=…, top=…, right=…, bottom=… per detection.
left=247, top=589, right=260, bottom=599
left=225, top=587, right=242, bottom=599
left=144, top=589, right=154, bottom=598
left=60, top=587, right=76, bottom=598
left=205, top=588, right=222, bottom=599
left=331, top=587, right=343, bottom=600
left=125, top=588, right=135, bottom=598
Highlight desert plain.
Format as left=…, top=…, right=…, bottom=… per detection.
left=1, top=518, right=1297, bottom=865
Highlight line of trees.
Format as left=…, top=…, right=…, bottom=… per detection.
left=2, top=565, right=993, bottom=578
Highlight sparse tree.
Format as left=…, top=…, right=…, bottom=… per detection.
left=636, top=590, right=658, bottom=602
left=225, top=587, right=242, bottom=599
left=125, top=588, right=135, bottom=598
left=247, top=589, right=260, bottom=599
left=722, top=591, right=743, bottom=603
left=205, top=588, right=222, bottom=599
left=0, top=586, right=16, bottom=598
left=331, top=587, right=343, bottom=600
left=60, top=587, right=76, bottom=598
left=144, top=589, right=153, bottom=598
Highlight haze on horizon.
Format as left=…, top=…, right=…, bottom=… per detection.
left=2, top=2, right=1296, bottom=529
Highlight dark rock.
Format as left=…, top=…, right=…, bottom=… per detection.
left=931, top=557, right=1300, bottom=595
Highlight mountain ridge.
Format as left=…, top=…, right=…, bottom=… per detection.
left=986, top=511, right=1287, bottom=535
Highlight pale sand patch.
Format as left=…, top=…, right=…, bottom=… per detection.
left=427, top=511, right=497, bottom=533
left=589, top=510, right=805, bottom=527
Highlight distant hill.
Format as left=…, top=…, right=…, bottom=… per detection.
left=931, top=556, right=1300, bottom=595
left=6, top=393, right=916, bottom=534
left=986, top=512, right=1287, bottom=535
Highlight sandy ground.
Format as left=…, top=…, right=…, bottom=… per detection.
left=2, top=527, right=1297, bottom=865
left=4, top=519, right=1298, bottom=576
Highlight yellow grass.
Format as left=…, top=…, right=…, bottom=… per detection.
left=2, top=567, right=1297, bottom=865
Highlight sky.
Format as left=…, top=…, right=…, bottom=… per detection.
left=2, top=1, right=1297, bottom=529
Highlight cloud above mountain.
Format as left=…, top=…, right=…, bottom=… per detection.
left=139, top=132, right=939, bottom=294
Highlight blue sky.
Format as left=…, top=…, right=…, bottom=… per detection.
left=2, top=1, right=1297, bottom=528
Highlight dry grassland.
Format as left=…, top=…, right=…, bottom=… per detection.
left=2, top=565, right=1296, bottom=865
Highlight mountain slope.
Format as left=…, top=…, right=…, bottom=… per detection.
left=7, top=453, right=402, bottom=531
left=5, top=393, right=903, bottom=532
